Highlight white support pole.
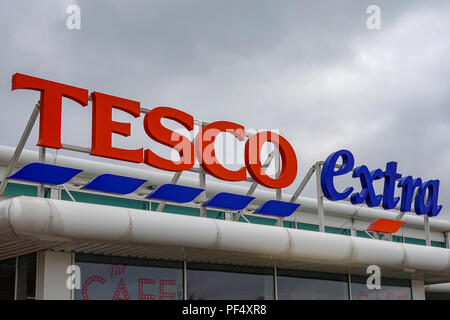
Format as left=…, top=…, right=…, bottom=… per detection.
left=38, top=146, right=46, bottom=198
left=350, top=219, right=356, bottom=237
left=14, top=256, right=19, bottom=300
left=348, top=272, right=352, bottom=300
left=157, top=171, right=182, bottom=212
left=0, top=102, right=40, bottom=195
left=289, top=165, right=315, bottom=203
left=275, top=147, right=281, bottom=201
left=446, top=232, right=450, bottom=249
left=411, top=280, right=426, bottom=300
left=50, top=188, right=61, bottom=200
left=183, top=260, right=188, bottom=300
left=70, top=252, right=75, bottom=301
left=62, top=184, right=76, bottom=202
left=383, top=233, right=393, bottom=241
left=36, top=250, right=73, bottom=300
left=199, top=170, right=206, bottom=217
left=315, top=162, right=325, bottom=232
left=275, top=146, right=283, bottom=227
left=198, top=122, right=207, bottom=218
left=233, top=151, right=275, bottom=222
left=273, top=265, right=278, bottom=300
left=424, top=215, right=431, bottom=246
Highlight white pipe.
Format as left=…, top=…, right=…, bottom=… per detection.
left=2, top=196, right=450, bottom=274
left=0, top=145, right=449, bottom=232
left=425, top=283, right=450, bottom=293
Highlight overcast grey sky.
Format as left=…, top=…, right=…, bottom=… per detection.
left=0, top=1, right=449, bottom=219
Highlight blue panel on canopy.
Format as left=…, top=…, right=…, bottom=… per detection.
left=203, top=192, right=254, bottom=211
left=147, top=184, right=204, bottom=203
left=254, top=200, right=300, bottom=217
left=82, top=174, right=147, bottom=194
left=8, top=162, right=82, bottom=185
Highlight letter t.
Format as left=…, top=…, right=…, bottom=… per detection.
left=11, top=73, right=89, bottom=149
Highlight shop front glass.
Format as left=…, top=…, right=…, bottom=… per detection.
left=350, top=275, right=412, bottom=300
left=0, top=258, right=15, bottom=300
left=187, top=263, right=274, bottom=300
left=277, top=269, right=349, bottom=300
left=74, top=255, right=183, bottom=300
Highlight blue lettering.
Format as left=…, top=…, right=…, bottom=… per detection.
left=320, top=150, right=442, bottom=217
left=321, top=149, right=354, bottom=201
left=415, top=180, right=442, bottom=217
left=382, top=162, right=402, bottom=210
left=350, top=166, right=383, bottom=207
left=397, top=176, right=422, bottom=212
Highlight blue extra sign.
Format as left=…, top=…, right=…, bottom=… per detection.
left=321, top=149, right=442, bottom=217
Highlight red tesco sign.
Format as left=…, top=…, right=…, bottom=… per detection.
left=11, top=73, right=298, bottom=189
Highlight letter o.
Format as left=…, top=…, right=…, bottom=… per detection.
left=244, top=131, right=297, bottom=189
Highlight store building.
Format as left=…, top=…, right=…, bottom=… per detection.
left=0, top=145, right=450, bottom=300
left=1, top=73, right=450, bottom=300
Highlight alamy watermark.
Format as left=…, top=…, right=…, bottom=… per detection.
left=366, top=5, right=381, bottom=30
left=168, top=128, right=282, bottom=176
left=66, top=5, right=81, bottom=30
left=66, top=264, right=81, bottom=290
left=366, top=265, right=381, bottom=290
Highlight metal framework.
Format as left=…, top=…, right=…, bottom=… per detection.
left=0, top=99, right=433, bottom=246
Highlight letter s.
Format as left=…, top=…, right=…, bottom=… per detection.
left=144, top=107, right=195, bottom=171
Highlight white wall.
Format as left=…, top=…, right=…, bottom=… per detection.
left=411, top=280, right=425, bottom=300
left=36, top=250, right=73, bottom=300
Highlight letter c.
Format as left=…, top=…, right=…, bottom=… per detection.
left=195, top=121, right=246, bottom=181
left=82, top=275, right=106, bottom=300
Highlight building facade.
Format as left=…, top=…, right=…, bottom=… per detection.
left=0, top=146, right=450, bottom=300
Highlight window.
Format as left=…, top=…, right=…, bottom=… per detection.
left=61, top=190, right=149, bottom=210
left=187, top=263, right=274, bottom=300
left=325, top=226, right=351, bottom=236
left=297, top=223, right=320, bottom=232
left=74, top=255, right=183, bottom=300
left=356, top=230, right=374, bottom=238
left=404, top=237, right=426, bottom=246
left=350, top=275, right=411, bottom=300
left=0, top=258, right=15, bottom=300
left=431, top=241, right=446, bottom=248
left=16, top=253, right=36, bottom=300
left=238, top=215, right=277, bottom=226
left=277, top=269, right=349, bottom=300
left=2, top=182, right=37, bottom=197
